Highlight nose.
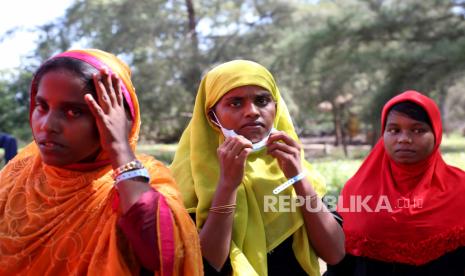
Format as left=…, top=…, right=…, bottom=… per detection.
left=40, top=112, right=62, bottom=134
left=243, top=102, right=260, bottom=118
left=397, top=131, right=412, bottom=144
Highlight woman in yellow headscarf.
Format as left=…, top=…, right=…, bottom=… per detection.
left=0, top=49, right=202, bottom=275
left=170, top=60, right=344, bottom=275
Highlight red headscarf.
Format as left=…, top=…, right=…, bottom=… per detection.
left=339, top=90, right=465, bottom=265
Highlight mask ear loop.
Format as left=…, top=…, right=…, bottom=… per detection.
left=208, top=110, right=222, bottom=128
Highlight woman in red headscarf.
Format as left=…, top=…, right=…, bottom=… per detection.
left=326, top=90, right=465, bottom=275
left=0, top=49, right=202, bottom=275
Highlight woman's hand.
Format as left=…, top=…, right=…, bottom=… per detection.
left=266, top=131, right=303, bottom=178
left=217, top=136, right=252, bottom=190
left=84, top=67, right=134, bottom=168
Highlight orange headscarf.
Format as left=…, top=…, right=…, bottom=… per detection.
left=339, top=90, right=465, bottom=265
left=0, top=49, right=202, bottom=275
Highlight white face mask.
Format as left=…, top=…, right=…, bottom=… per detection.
left=210, top=111, right=275, bottom=152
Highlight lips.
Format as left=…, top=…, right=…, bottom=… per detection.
left=395, top=148, right=416, bottom=156
left=241, top=121, right=265, bottom=129
left=37, top=138, right=66, bottom=152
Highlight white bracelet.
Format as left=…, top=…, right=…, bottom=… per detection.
left=115, top=168, right=150, bottom=186
left=273, top=171, right=306, bottom=194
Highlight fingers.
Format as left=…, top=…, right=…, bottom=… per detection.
left=113, top=75, right=124, bottom=106
left=92, top=72, right=111, bottom=112
left=267, top=131, right=300, bottom=148
left=93, top=68, right=125, bottom=112
left=217, top=136, right=252, bottom=161
left=267, top=140, right=298, bottom=155
left=84, top=94, right=104, bottom=120
left=101, top=68, right=118, bottom=106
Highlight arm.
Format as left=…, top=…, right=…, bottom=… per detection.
left=118, top=189, right=160, bottom=271
left=267, top=132, right=345, bottom=265
left=85, top=68, right=158, bottom=269
left=85, top=68, right=152, bottom=213
left=197, top=136, right=252, bottom=271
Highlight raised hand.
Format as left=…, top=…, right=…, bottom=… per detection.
left=266, top=131, right=303, bottom=178
left=84, top=67, right=135, bottom=168
left=217, top=136, right=253, bottom=190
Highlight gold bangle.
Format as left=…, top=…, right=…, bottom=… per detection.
left=209, top=203, right=236, bottom=214
left=209, top=208, right=235, bottom=214
left=209, top=203, right=236, bottom=210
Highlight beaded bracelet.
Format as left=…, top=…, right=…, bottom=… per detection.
left=112, top=159, right=144, bottom=179
left=273, top=171, right=307, bottom=194
left=115, top=168, right=150, bottom=186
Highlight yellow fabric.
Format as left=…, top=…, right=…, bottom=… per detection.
left=170, top=60, right=326, bottom=275
left=0, top=49, right=202, bottom=275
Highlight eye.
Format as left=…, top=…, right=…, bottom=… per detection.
left=255, top=96, right=272, bottom=107
left=35, top=102, right=48, bottom=113
left=66, top=108, right=82, bottom=118
left=229, top=100, right=241, bottom=108
left=386, top=128, right=399, bottom=134
left=412, top=128, right=426, bottom=134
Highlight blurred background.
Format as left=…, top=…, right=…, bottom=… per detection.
left=1, top=0, right=465, bottom=197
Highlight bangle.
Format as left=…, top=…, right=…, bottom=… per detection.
left=209, top=203, right=236, bottom=214
left=115, top=168, right=150, bottom=186
left=112, top=159, right=144, bottom=179
left=273, top=171, right=307, bottom=195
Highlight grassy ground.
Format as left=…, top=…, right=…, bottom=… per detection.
left=133, top=133, right=465, bottom=198
left=2, top=134, right=464, bottom=195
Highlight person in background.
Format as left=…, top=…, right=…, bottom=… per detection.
left=0, top=131, right=18, bottom=163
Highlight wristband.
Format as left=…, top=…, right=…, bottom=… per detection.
left=112, top=159, right=144, bottom=179
left=273, top=171, right=306, bottom=194
left=115, top=168, right=150, bottom=186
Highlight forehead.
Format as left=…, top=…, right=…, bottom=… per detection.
left=385, top=111, right=430, bottom=126
left=36, top=70, right=87, bottom=102
left=220, top=85, right=271, bottom=100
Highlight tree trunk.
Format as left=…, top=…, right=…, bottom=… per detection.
left=332, top=103, right=342, bottom=147
left=438, top=84, right=448, bottom=134
left=184, top=0, right=202, bottom=97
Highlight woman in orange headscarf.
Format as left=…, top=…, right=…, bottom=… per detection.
left=0, top=49, right=202, bottom=275
left=327, top=91, right=465, bottom=275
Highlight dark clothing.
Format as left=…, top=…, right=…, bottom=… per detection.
left=190, top=212, right=308, bottom=275
left=0, top=132, right=17, bottom=163
left=202, top=236, right=308, bottom=276
left=325, top=247, right=465, bottom=276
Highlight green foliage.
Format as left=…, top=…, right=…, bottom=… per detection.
left=2, top=0, right=465, bottom=143
left=0, top=71, right=32, bottom=141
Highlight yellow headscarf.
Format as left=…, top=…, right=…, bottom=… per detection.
left=0, top=49, right=202, bottom=276
left=170, top=60, right=326, bottom=275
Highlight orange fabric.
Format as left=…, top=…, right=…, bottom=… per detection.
left=0, top=49, right=202, bottom=275
left=339, top=90, right=465, bottom=265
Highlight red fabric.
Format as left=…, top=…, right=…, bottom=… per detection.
left=338, top=90, right=465, bottom=265
left=118, top=188, right=160, bottom=271
left=158, top=195, right=175, bottom=276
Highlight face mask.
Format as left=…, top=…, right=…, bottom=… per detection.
left=210, top=111, right=275, bottom=152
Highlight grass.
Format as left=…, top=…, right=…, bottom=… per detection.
left=134, top=133, right=465, bottom=199
left=2, top=134, right=464, bottom=196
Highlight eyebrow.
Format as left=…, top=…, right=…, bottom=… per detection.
left=35, top=95, right=90, bottom=109
left=223, top=92, right=273, bottom=101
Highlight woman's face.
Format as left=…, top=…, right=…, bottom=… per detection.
left=31, top=69, right=101, bottom=167
left=213, top=85, right=276, bottom=143
left=383, top=110, right=435, bottom=164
